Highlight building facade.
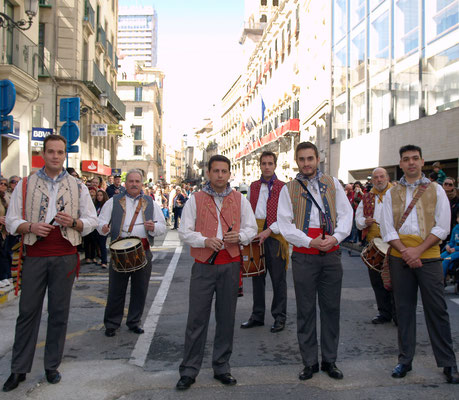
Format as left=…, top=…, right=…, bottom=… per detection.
left=118, top=6, right=158, bottom=68
left=330, top=0, right=459, bottom=182
left=116, top=59, right=164, bottom=182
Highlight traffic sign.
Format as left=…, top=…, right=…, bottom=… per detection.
left=0, top=80, right=16, bottom=116
left=59, top=97, right=80, bottom=121
left=60, top=122, right=80, bottom=146
left=0, top=115, right=13, bottom=134
left=112, top=168, right=121, bottom=175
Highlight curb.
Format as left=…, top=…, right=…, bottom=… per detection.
left=0, top=286, right=19, bottom=305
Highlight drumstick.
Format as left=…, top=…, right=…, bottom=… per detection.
left=37, top=203, right=67, bottom=241
left=207, top=225, right=233, bottom=265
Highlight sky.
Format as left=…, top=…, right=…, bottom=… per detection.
left=119, top=0, right=246, bottom=148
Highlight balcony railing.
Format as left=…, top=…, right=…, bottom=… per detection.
left=0, top=28, right=38, bottom=80
left=97, top=25, right=106, bottom=50
left=83, top=61, right=126, bottom=119
left=84, top=0, right=95, bottom=30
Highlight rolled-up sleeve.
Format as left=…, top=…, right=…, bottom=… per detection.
left=97, top=198, right=113, bottom=236
left=332, top=178, right=353, bottom=244
left=79, top=185, right=98, bottom=237
left=380, top=189, right=399, bottom=243
left=178, top=195, right=207, bottom=248
left=431, top=183, right=451, bottom=240
left=150, top=201, right=167, bottom=237
left=239, top=196, right=257, bottom=245
left=355, top=201, right=367, bottom=230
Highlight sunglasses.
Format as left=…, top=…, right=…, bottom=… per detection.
left=443, top=182, right=454, bottom=187
left=10, top=180, right=18, bottom=184
left=0, top=182, right=7, bottom=186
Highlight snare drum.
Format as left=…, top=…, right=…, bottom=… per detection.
left=241, top=240, right=266, bottom=277
left=360, top=238, right=389, bottom=272
left=109, top=237, right=147, bottom=273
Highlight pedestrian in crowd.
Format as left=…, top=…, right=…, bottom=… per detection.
left=0, top=177, right=11, bottom=288
left=90, top=176, right=101, bottom=189
left=107, top=175, right=114, bottom=186
left=433, top=161, right=446, bottom=185
left=98, top=169, right=166, bottom=337
left=277, top=141, right=352, bottom=382
left=172, top=187, right=186, bottom=230
left=169, top=185, right=177, bottom=224
left=429, top=171, right=438, bottom=182
left=84, top=187, right=98, bottom=264
left=443, top=177, right=459, bottom=241
left=4, top=176, right=20, bottom=205
left=380, top=144, right=459, bottom=384
left=240, top=151, right=289, bottom=334
left=441, top=213, right=459, bottom=279
left=176, top=155, right=257, bottom=390
left=2, top=134, right=97, bottom=392
left=66, top=168, right=80, bottom=180
left=355, top=168, right=395, bottom=325
left=94, top=190, right=109, bottom=269
left=106, top=174, right=126, bottom=198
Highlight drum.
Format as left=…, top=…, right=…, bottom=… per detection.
left=241, top=240, right=266, bottom=277
left=360, top=238, right=390, bottom=272
left=109, top=237, right=147, bottom=273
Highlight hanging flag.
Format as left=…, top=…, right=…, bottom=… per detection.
left=261, top=97, right=266, bottom=123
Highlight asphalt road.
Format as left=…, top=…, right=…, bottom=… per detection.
left=0, top=229, right=458, bottom=399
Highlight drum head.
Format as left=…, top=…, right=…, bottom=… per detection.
left=373, top=237, right=389, bottom=253
left=110, top=237, right=141, bottom=250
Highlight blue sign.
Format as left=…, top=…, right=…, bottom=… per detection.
left=111, top=168, right=121, bottom=175
left=0, top=80, right=16, bottom=116
left=59, top=97, right=80, bottom=122
left=0, top=115, right=13, bottom=134
left=60, top=122, right=79, bottom=145
left=32, top=127, right=53, bottom=141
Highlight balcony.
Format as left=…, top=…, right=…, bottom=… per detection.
left=83, top=61, right=126, bottom=120
left=39, top=0, right=52, bottom=7
left=96, top=25, right=106, bottom=54
left=83, top=0, right=95, bottom=36
left=0, top=28, right=39, bottom=98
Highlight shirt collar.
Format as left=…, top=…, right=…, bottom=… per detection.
left=399, top=173, right=430, bottom=188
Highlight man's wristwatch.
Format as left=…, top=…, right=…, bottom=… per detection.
left=71, top=218, right=77, bottom=228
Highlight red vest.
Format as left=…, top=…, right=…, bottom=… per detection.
left=249, top=178, right=284, bottom=228
left=190, top=190, right=242, bottom=263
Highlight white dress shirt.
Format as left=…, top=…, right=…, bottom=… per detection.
left=97, top=196, right=167, bottom=238
left=380, top=184, right=450, bottom=242
left=277, top=177, right=353, bottom=248
left=6, top=177, right=98, bottom=237
left=355, top=192, right=386, bottom=230
left=247, top=184, right=280, bottom=234
left=178, top=192, right=258, bottom=248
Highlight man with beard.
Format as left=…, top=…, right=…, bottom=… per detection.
left=277, top=141, right=352, bottom=381
left=355, top=168, right=395, bottom=325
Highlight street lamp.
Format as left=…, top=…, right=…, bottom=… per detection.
left=99, top=92, right=108, bottom=108
left=0, top=0, right=38, bottom=30
left=130, top=124, right=136, bottom=135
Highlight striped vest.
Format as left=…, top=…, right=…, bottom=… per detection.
left=249, top=178, right=284, bottom=228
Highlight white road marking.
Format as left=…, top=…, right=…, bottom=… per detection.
left=451, top=299, right=459, bottom=306
left=129, top=245, right=183, bottom=367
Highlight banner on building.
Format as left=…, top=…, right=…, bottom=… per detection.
left=91, top=124, right=107, bottom=137
left=107, top=124, right=123, bottom=136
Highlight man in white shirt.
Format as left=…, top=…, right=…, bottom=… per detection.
left=380, top=144, right=459, bottom=384
left=240, top=151, right=289, bottom=333
left=355, top=168, right=395, bottom=325
left=98, top=169, right=166, bottom=337
left=277, top=141, right=352, bottom=382
left=176, top=155, right=257, bottom=390
left=3, top=135, right=98, bottom=392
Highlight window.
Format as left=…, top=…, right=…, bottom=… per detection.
left=134, top=86, right=143, bottom=101
left=260, top=14, right=267, bottom=23
left=273, top=0, right=279, bottom=6
left=351, top=0, right=366, bottom=27
left=394, top=65, right=419, bottom=124
left=261, top=0, right=267, bottom=5
left=394, top=0, right=419, bottom=58
left=134, top=145, right=142, bottom=156
left=133, top=125, right=142, bottom=140
left=350, top=29, right=365, bottom=85
left=134, top=107, right=143, bottom=116
left=369, top=10, right=389, bottom=72
left=333, top=0, right=347, bottom=45
left=425, top=0, right=459, bottom=43
left=32, top=105, right=42, bottom=127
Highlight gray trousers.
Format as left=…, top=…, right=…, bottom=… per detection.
left=389, top=255, right=457, bottom=367
left=179, top=261, right=240, bottom=379
left=250, top=236, right=287, bottom=323
left=11, top=254, right=77, bottom=373
left=291, top=250, right=343, bottom=367
left=104, top=250, right=152, bottom=329
left=367, top=266, right=394, bottom=320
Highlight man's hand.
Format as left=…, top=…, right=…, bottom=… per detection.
left=365, top=217, right=376, bottom=226
left=446, top=245, right=455, bottom=253
left=31, top=222, right=55, bottom=237
left=255, top=228, right=271, bottom=245
left=144, top=220, right=155, bottom=232
left=0, top=216, right=5, bottom=225
left=223, top=230, right=240, bottom=244
left=318, top=235, right=338, bottom=252
left=310, top=236, right=324, bottom=250
left=55, top=212, right=73, bottom=227
left=401, top=247, right=423, bottom=268
left=102, top=224, right=110, bottom=234
left=205, top=237, right=224, bottom=252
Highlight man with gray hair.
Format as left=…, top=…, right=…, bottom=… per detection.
left=97, top=169, right=166, bottom=337
left=355, top=168, right=395, bottom=325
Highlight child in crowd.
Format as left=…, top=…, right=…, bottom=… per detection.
left=441, top=213, right=459, bottom=278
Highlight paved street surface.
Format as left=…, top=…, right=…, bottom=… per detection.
left=1, top=229, right=459, bottom=399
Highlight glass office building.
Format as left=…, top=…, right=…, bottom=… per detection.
left=331, top=0, right=458, bottom=142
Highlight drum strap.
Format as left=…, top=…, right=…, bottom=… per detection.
left=127, top=198, right=143, bottom=235
left=382, top=183, right=430, bottom=290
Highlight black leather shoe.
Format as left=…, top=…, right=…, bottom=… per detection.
left=129, top=326, right=145, bottom=334
left=214, top=373, right=237, bottom=385
left=105, top=328, right=116, bottom=337
left=240, top=319, right=264, bottom=329
left=3, top=373, right=26, bottom=392
left=299, top=363, right=319, bottom=380
left=391, top=363, right=412, bottom=378
left=45, top=369, right=61, bottom=384
left=372, top=315, right=391, bottom=324
left=321, top=361, right=344, bottom=379
left=176, top=376, right=195, bottom=390
left=270, top=320, right=285, bottom=333
left=443, top=366, right=459, bottom=384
